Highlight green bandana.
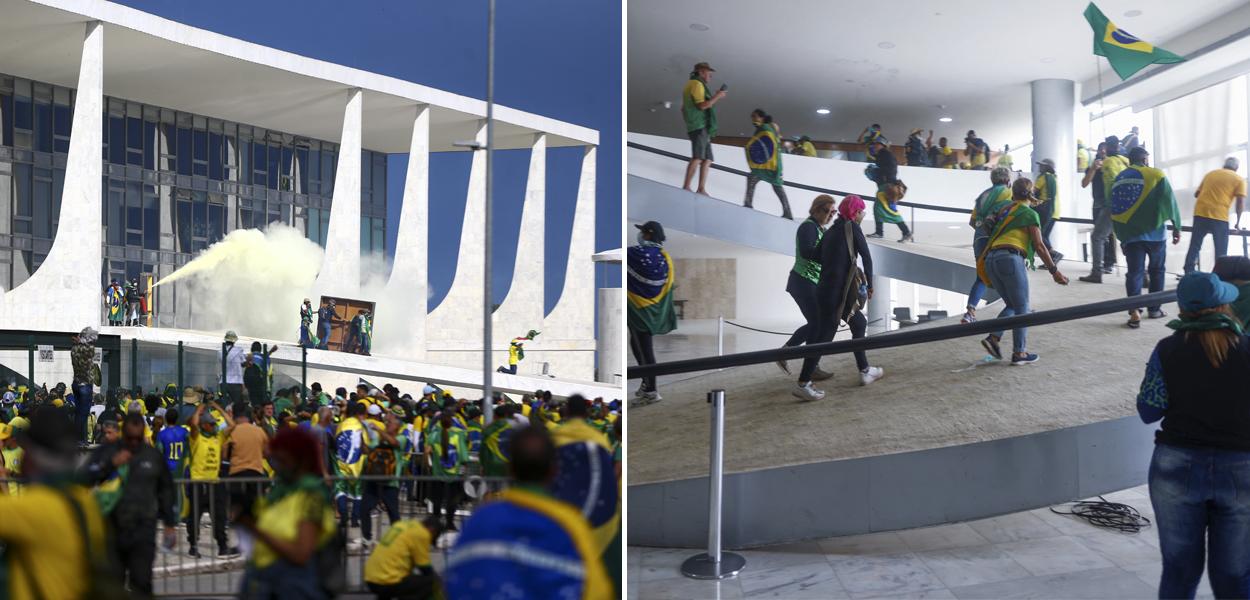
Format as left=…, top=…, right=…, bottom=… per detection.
left=1167, top=312, right=1244, bottom=335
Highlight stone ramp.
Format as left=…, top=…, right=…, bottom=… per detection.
left=628, top=260, right=1167, bottom=485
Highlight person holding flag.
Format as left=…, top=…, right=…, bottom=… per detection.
left=742, top=108, right=793, bottom=220
left=551, top=395, right=621, bottom=590
left=333, top=401, right=368, bottom=536
left=1084, top=2, right=1185, bottom=81
left=962, top=168, right=1015, bottom=324
left=865, top=138, right=913, bottom=242
left=628, top=221, right=677, bottom=405
left=1111, top=146, right=1182, bottom=328
left=497, top=329, right=539, bottom=375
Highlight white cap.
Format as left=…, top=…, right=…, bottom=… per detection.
left=366, top=404, right=382, bottom=416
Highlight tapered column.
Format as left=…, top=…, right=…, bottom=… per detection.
left=313, top=88, right=363, bottom=298
left=0, top=21, right=103, bottom=329
left=491, top=134, right=546, bottom=360
left=375, top=105, right=430, bottom=360
left=426, top=121, right=488, bottom=364
left=538, top=145, right=596, bottom=379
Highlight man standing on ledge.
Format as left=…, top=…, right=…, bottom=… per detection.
left=681, top=62, right=726, bottom=195
left=1111, top=146, right=1181, bottom=329
left=1185, top=156, right=1246, bottom=274
left=628, top=221, right=676, bottom=406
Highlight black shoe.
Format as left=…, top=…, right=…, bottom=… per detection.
left=866, top=232, right=884, bottom=239
left=1102, top=266, right=1114, bottom=274
left=1078, top=274, right=1102, bottom=284
left=188, top=547, right=201, bottom=558
left=1050, top=251, right=1064, bottom=262
left=219, top=545, right=241, bottom=557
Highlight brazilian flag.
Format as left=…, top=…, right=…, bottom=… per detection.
left=1109, top=165, right=1180, bottom=241
left=1084, top=3, right=1184, bottom=80
left=745, top=123, right=782, bottom=186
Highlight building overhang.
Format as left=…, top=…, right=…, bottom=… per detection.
left=0, top=0, right=598, bottom=153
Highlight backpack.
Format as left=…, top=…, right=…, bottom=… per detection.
left=363, top=443, right=396, bottom=477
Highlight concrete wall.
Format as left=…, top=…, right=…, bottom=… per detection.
left=596, top=287, right=622, bottom=385
left=672, top=258, right=736, bottom=320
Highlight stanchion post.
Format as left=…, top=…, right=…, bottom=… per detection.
left=130, top=338, right=138, bottom=389
left=177, top=341, right=184, bottom=400
left=26, top=335, right=33, bottom=387
left=717, top=316, right=724, bottom=357
left=681, top=389, right=746, bottom=580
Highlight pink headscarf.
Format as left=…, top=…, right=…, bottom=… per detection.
left=838, top=195, right=866, bottom=221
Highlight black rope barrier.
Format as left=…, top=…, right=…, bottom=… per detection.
left=724, top=318, right=884, bottom=336
left=628, top=141, right=1250, bottom=236
left=628, top=289, right=1176, bottom=379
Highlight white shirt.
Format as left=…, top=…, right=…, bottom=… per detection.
left=219, top=343, right=246, bottom=384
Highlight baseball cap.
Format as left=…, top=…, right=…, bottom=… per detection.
left=1176, top=272, right=1239, bottom=312
left=693, top=62, right=715, bottom=72
left=422, top=385, right=437, bottom=395
left=634, top=221, right=666, bottom=243
left=1213, top=256, right=1250, bottom=282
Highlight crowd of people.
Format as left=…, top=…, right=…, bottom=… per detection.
left=0, top=325, right=623, bottom=599
left=103, top=278, right=149, bottom=327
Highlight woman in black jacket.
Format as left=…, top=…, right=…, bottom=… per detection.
left=777, top=195, right=835, bottom=375
left=794, top=195, right=882, bottom=402
left=1137, top=271, right=1250, bottom=599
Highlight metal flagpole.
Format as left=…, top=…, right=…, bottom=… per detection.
left=482, top=0, right=496, bottom=425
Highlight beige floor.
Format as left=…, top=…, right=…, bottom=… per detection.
left=629, top=238, right=1177, bottom=485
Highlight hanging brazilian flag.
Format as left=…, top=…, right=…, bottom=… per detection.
left=1084, top=3, right=1184, bottom=80
left=745, top=123, right=782, bottom=186
left=627, top=245, right=677, bottom=335
left=1109, top=165, right=1180, bottom=241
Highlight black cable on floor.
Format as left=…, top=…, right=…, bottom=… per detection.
left=1050, top=496, right=1152, bottom=533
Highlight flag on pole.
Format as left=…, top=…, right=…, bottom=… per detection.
left=1084, top=3, right=1185, bottom=80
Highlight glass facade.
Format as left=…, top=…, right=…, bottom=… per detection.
left=0, top=72, right=387, bottom=326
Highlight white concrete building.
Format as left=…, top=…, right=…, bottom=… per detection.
left=0, top=0, right=602, bottom=383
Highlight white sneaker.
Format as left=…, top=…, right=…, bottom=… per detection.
left=860, top=366, right=884, bottom=386
left=811, top=367, right=835, bottom=381
left=644, top=390, right=662, bottom=403
left=634, top=387, right=647, bottom=398
left=792, top=382, right=825, bottom=402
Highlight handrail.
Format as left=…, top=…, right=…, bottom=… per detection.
left=627, top=289, right=1175, bottom=379
left=628, top=140, right=1250, bottom=236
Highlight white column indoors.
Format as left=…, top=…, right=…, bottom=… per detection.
left=1030, top=79, right=1078, bottom=259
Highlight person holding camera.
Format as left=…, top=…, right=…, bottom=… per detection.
left=681, top=62, right=726, bottom=195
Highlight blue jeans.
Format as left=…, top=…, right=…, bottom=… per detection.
left=1149, top=443, right=1250, bottom=599
left=298, top=323, right=312, bottom=347
left=316, top=321, right=331, bottom=349
left=73, top=382, right=92, bottom=442
left=986, top=249, right=1029, bottom=354
left=1184, top=216, right=1229, bottom=274
left=1124, top=240, right=1166, bottom=312
left=967, top=235, right=989, bottom=309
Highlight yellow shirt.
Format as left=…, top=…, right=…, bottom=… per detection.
left=0, top=485, right=107, bottom=600
left=252, top=487, right=336, bottom=570
left=189, top=432, right=223, bottom=481
left=995, top=227, right=1031, bottom=252
left=799, top=141, right=817, bottom=157
left=1, top=447, right=22, bottom=495
left=682, top=79, right=707, bottom=108
left=1194, top=168, right=1248, bottom=222
left=364, top=520, right=432, bottom=585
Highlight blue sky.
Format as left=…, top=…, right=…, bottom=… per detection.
left=113, top=0, right=621, bottom=312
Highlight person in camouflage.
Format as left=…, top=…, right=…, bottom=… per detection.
left=71, top=327, right=98, bottom=443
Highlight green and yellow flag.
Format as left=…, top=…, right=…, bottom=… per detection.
left=1084, top=3, right=1185, bottom=80
left=1109, top=165, right=1181, bottom=241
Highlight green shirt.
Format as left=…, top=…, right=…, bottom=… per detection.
left=426, top=425, right=467, bottom=480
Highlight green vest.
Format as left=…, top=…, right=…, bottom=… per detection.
left=791, top=219, right=825, bottom=285
left=682, top=76, right=717, bottom=136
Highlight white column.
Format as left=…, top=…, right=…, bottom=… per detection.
left=866, top=274, right=892, bottom=333
left=1031, top=79, right=1077, bottom=258
left=540, top=145, right=596, bottom=380
left=425, top=121, right=488, bottom=365
left=0, top=21, right=103, bottom=330
left=491, top=133, right=546, bottom=368
left=313, top=88, right=363, bottom=299
left=375, top=105, right=430, bottom=360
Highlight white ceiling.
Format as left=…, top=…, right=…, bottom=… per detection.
left=628, top=0, right=1248, bottom=148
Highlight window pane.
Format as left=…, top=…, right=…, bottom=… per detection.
left=109, top=117, right=125, bottom=164
left=108, top=185, right=124, bottom=245
left=143, top=121, right=156, bottom=170
left=177, top=126, right=192, bottom=175
left=14, top=164, right=31, bottom=217
left=13, top=94, right=31, bottom=130
left=296, top=148, right=309, bottom=193
left=209, top=133, right=222, bottom=180
left=267, top=144, right=280, bottom=190
left=193, top=191, right=207, bottom=239
left=208, top=204, right=224, bottom=242
left=33, top=177, right=50, bottom=238
left=176, top=198, right=192, bottom=253
left=144, top=188, right=159, bottom=250
left=35, top=101, right=52, bottom=152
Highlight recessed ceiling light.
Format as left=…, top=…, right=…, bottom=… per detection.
left=947, top=225, right=961, bottom=229
left=1124, top=9, right=1142, bottom=17
left=1041, top=57, right=1056, bottom=63
left=816, top=108, right=831, bottom=115
left=689, top=23, right=710, bottom=31
left=939, top=117, right=953, bottom=123
left=877, top=41, right=895, bottom=49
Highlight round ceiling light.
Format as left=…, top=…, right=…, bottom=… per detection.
left=689, top=23, right=710, bottom=31
left=877, top=41, right=895, bottom=49
left=816, top=108, right=831, bottom=115
left=1124, top=9, right=1142, bottom=17
left=939, top=117, right=953, bottom=123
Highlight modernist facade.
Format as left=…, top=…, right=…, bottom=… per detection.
left=0, top=0, right=600, bottom=380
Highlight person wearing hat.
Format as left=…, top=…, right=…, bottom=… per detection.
left=105, top=279, right=124, bottom=326
left=1111, top=146, right=1181, bottom=328
left=0, top=407, right=111, bottom=599
left=681, top=61, right=726, bottom=195
left=1185, top=156, right=1246, bottom=275
left=298, top=298, right=316, bottom=348
left=904, top=128, right=930, bottom=167
left=1213, top=255, right=1250, bottom=324
left=1079, top=141, right=1121, bottom=283
left=797, top=135, right=818, bottom=158
left=1136, top=271, right=1250, bottom=598
left=865, top=138, right=914, bottom=242
left=1032, top=158, right=1063, bottom=262
left=315, top=298, right=343, bottom=351
left=71, top=326, right=99, bottom=443
left=628, top=221, right=676, bottom=405
left=218, top=330, right=247, bottom=406
left=186, top=399, right=239, bottom=557
left=1122, top=125, right=1141, bottom=152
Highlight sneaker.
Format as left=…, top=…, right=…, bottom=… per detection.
left=1010, top=353, right=1040, bottom=365
left=898, top=233, right=914, bottom=243
left=634, top=387, right=646, bottom=398
left=1147, top=309, right=1167, bottom=319
left=860, top=366, right=884, bottom=386
left=1102, top=265, right=1114, bottom=274
left=792, top=382, right=825, bottom=402
left=1078, top=274, right=1102, bottom=284
left=981, top=335, right=1003, bottom=360
left=960, top=310, right=976, bottom=324
left=811, top=367, right=835, bottom=381
left=1050, top=251, right=1064, bottom=262
left=866, top=232, right=884, bottom=239
left=775, top=360, right=791, bottom=375
left=188, top=547, right=201, bottom=559
left=219, top=546, right=241, bottom=557
left=643, top=390, right=662, bottom=404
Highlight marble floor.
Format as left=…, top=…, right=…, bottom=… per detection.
left=629, top=484, right=1213, bottom=600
